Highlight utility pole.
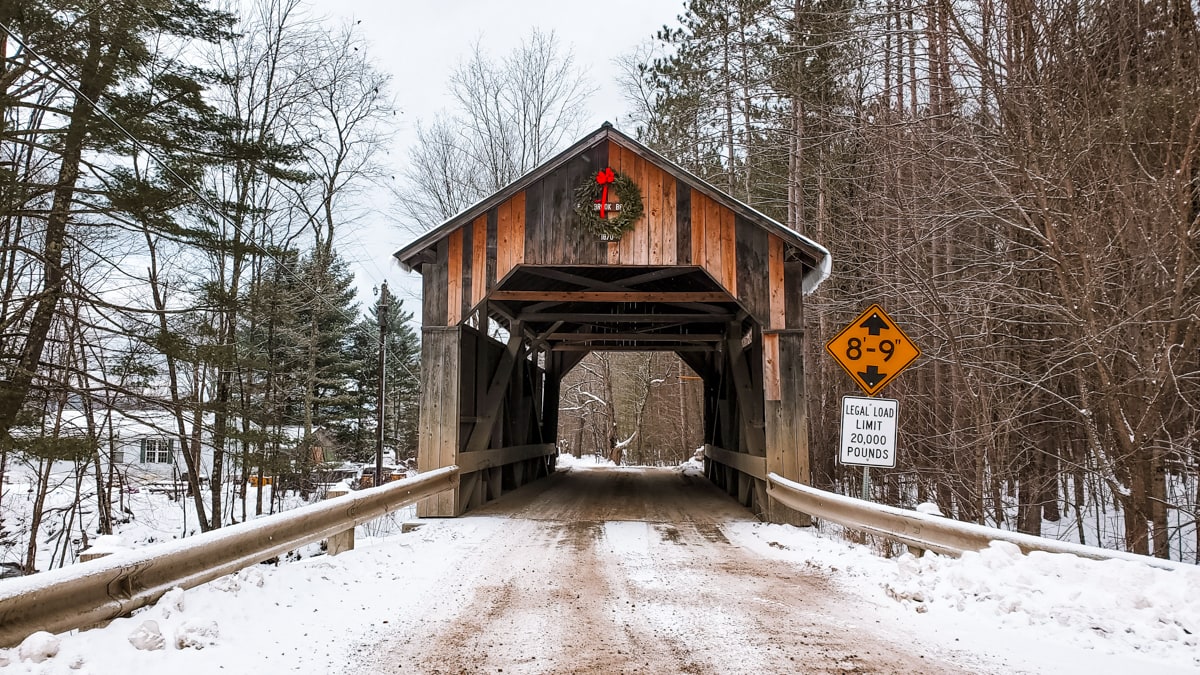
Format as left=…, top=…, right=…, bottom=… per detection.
left=375, top=282, right=389, bottom=489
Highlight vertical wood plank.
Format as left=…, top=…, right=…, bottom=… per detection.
left=532, top=170, right=558, bottom=266
left=460, top=221, right=474, bottom=322
left=447, top=229, right=463, bottom=325
left=776, top=335, right=810, bottom=507
left=417, top=327, right=461, bottom=517
left=767, top=262, right=810, bottom=524
left=524, top=178, right=543, bottom=266
left=662, top=174, right=677, bottom=265
left=581, top=141, right=610, bottom=265
left=676, top=181, right=692, bottom=265
left=721, top=204, right=737, bottom=296
left=486, top=209, right=498, bottom=289
left=607, top=139, right=621, bottom=171
left=616, top=145, right=635, bottom=265
left=704, top=195, right=721, bottom=283
left=422, top=243, right=448, bottom=328
left=768, top=235, right=785, bottom=330
left=511, top=192, right=526, bottom=267
left=472, top=215, right=487, bottom=307
left=784, top=261, right=805, bottom=328
left=497, top=199, right=512, bottom=280
left=648, top=160, right=663, bottom=264
left=763, top=333, right=780, bottom=401
left=691, top=191, right=705, bottom=270
left=633, top=154, right=650, bottom=265
left=735, top=217, right=766, bottom=323
left=552, top=156, right=591, bottom=264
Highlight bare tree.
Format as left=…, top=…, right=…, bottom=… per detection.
left=393, top=28, right=594, bottom=230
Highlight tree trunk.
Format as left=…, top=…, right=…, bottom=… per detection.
left=1016, top=448, right=1042, bottom=536
left=1150, top=445, right=1169, bottom=559
left=24, top=458, right=52, bottom=574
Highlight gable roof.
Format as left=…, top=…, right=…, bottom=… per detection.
left=393, top=123, right=831, bottom=294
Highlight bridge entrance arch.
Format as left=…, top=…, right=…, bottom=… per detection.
left=393, top=124, right=830, bottom=523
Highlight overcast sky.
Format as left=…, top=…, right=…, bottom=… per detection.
left=305, top=0, right=687, bottom=315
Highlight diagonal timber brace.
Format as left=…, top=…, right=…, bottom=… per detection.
left=464, top=323, right=526, bottom=453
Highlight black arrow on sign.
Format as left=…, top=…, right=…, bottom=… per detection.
left=859, top=312, right=890, bottom=336
left=858, top=365, right=887, bottom=388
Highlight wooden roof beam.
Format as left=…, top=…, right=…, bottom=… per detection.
left=518, top=312, right=735, bottom=323
left=518, top=266, right=695, bottom=293
left=491, top=291, right=731, bottom=303
left=545, top=332, right=724, bottom=343
left=551, top=345, right=715, bottom=352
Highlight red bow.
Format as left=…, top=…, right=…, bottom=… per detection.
left=595, top=168, right=616, bottom=218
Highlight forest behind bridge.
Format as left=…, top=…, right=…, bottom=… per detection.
left=597, top=0, right=1199, bottom=561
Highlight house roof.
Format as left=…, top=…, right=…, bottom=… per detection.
left=392, top=123, right=832, bottom=294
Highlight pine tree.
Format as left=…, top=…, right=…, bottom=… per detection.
left=0, top=0, right=236, bottom=443
left=345, top=298, right=420, bottom=463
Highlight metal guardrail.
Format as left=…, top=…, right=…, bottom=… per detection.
left=766, top=472, right=1191, bottom=571
left=0, top=465, right=459, bottom=648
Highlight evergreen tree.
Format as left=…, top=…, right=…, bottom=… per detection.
left=345, top=298, right=420, bottom=463
left=295, top=250, right=360, bottom=439
left=0, top=0, right=236, bottom=443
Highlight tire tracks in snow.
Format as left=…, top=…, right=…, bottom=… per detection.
left=351, top=466, right=967, bottom=674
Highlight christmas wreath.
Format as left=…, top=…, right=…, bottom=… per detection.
left=574, top=167, right=644, bottom=241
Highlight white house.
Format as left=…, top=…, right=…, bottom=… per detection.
left=34, top=410, right=307, bottom=483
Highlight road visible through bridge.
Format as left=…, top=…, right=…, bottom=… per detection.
left=354, top=465, right=970, bottom=674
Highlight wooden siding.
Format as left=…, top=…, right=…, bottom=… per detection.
left=496, top=192, right=526, bottom=282
left=525, top=142, right=608, bottom=266
left=433, top=138, right=806, bottom=329
left=763, top=333, right=781, bottom=401
left=422, top=240, right=448, bottom=327
left=762, top=233, right=787, bottom=403
left=442, top=193, right=527, bottom=325
left=447, top=230, right=463, bottom=325
left=768, top=234, right=785, bottom=330
left=676, top=181, right=692, bottom=264
left=735, top=217, right=768, bottom=325
left=417, top=327, right=461, bottom=516
left=606, top=141, right=678, bottom=267
left=690, top=191, right=737, bottom=297
left=471, top=215, right=487, bottom=307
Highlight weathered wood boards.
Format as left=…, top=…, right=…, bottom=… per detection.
left=400, top=125, right=827, bottom=522
left=428, top=137, right=810, bottom=337
left=416, top=328, right=461, bottom=517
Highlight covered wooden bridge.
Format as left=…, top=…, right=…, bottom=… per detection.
left=393, top=124, right=830, bottom=522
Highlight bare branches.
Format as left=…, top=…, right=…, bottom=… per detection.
left=392, top=29, right=595, bottom=231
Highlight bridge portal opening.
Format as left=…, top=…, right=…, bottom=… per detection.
left=556, top=351, right=704, bottom=467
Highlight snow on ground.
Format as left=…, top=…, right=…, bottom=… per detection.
left=1, top=460, right=1198, bottom=673
left=729, top=523, right=1200, bottom=674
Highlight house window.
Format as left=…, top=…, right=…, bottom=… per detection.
left=112, top=449, right=125, bottom=463
left=140, top=438, right=173, bottom=464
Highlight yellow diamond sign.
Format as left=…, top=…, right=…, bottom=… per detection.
left=825, top=304, right=921, bottom=396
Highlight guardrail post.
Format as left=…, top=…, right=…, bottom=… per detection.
left=326, top=528, right=354, bottom=556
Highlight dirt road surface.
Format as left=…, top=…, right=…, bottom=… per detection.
left=353, top=465, right=973, bottom=674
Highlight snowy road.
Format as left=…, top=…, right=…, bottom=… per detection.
left=352, top=466, right=963, bottom=674
left=7, top=460, right=1196, bottom=673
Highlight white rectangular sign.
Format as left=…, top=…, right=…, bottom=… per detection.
left=839, top=395, right=898, bottom=468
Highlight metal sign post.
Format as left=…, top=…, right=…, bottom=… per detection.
left=826, top=305, right=919, bottom=501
